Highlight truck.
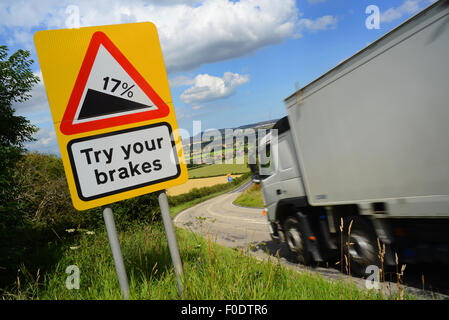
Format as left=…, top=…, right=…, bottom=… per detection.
left=255, top=0, right=449, bottom=274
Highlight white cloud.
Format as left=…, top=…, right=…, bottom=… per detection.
left=380, top=0, right=431, bottom=23
left=169, top=75, right=196, bottom=88
left=1, top=0, right=299, bottom=73
left=180, top=72, right=250, bottom=104
left=156, top=0, right=298, bottom=73
left=296, top=15, right=338, bottom=37
left=25, top=127, right=59, bottom=155
left=12, top=70, right=50, bottom=114
left=6, top=30, right=34, bottom=50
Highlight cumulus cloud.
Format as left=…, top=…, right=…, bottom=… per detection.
left=297, top=15, right=338, bottom=34
left=1, top=0, right=299, bottom=73
left=169, top=75, right=196, bottom=88
left=25, top=127, right=59, bottom=155
left=380, top=0, right=434, bottom=23
left=180, top=72, right=250, bottom=104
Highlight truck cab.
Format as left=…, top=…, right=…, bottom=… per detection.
left=260, top=118, right=305, bottom=220
left=258, top=117, right=393, bottom=271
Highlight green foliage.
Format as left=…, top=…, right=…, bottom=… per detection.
left=10, top=152, right=162, bottom=233
left=233, top=183, right=264, bottom=208
left=11, top=152, right=97, bottom=232
left=0, top=152, right=160, bottom=290
left=3, top=223, right=402, bottom=300
left=0, top=45, right=39, bottom=228
left=0, top=45, right=39, bottom=149
left=109, top=193, right=161, bottom=231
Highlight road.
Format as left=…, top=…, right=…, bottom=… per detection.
left=174, top=180, right=269, bottom=250
left=174, top=182, right=449, bottom=300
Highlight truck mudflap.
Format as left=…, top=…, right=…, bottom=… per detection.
left=295, top=211, right=324, bottom=262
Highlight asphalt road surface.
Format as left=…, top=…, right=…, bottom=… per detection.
left=174, top=181, right=449, bottom=300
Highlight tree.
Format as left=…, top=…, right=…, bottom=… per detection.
left=0, top=45, right=39, bottom=219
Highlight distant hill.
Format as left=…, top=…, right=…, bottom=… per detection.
left=182, top=118, right=279, bottom=147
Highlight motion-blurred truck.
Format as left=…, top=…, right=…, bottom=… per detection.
left=256, top=0, right=449, bottom=273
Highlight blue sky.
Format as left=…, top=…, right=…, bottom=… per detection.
left=0, top=0, right=437, bottom=154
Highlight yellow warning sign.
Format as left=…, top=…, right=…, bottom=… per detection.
left=34, top=23, right=188, bottom=210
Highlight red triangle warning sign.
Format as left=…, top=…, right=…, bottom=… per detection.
left=60, top=31, right=170, bottom=135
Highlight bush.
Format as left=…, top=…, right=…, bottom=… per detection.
left=11, top=152, right=162, bottom=233
left=109, top=193, right=161, bottom=230
left=11, top=152, right=99, bottom=233
left=0, top=152, right=161, bottom=289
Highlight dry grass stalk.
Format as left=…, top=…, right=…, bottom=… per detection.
left=339, top=218, right=344, bottom=274
left=377, top=238, right=386, bottom=283
left=421, top=274, right=425, bottom=293
left=395, top=253, right=406, bottom=300
left=346, top=220, right=354, bottom=299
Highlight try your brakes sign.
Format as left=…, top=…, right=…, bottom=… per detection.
left=34, top=23, right=188, bottom=210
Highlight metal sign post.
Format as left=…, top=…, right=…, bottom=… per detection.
left=103, top=206, right=130, bottom=299
left=158, top=190, right=184, bottom=296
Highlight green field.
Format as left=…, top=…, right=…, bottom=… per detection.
left=233, top=183, right=264, bottom=208
left=4, top=221, right=405, bottom=300
left=188, top=163, right=250, bottom=179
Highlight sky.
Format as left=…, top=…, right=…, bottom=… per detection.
left=1, top=0, right=438, bottom=155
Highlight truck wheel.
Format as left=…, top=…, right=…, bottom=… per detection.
left=283, top=216, right=312, bottom=265
left=342, top=217, right=379, bottom=276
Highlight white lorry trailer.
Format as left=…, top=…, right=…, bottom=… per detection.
left=256, top=0, right=449, bottom=272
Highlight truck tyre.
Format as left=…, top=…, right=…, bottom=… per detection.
left=342, top=217, right=379, bottom=276
left=283, top=216, right=312, bottom=265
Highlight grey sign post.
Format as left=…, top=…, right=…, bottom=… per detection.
left=158, top=190, right=184, bottom=296
left=103, top=206, right=130, bottom=299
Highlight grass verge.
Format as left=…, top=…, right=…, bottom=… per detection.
left=3, top=221, right=407, bottom=300
left=233, top=183, right=264, bottom=208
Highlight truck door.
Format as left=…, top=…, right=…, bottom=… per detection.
left=259, top=135, right=280, bottom=218
left=278, top=131, right=304, bottom=199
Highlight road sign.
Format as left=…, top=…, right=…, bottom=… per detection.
left=34, top=23, right=188, bottom=210
left=61, top=31, right=170, bottom=135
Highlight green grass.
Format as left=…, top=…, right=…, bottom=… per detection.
left=2, top=173, right=413, bottom=300
left=3, top=221, right=405, bottom=300
left=233, top=183, right=264, bottom=208
left=188, top=163, right=250, bottom=179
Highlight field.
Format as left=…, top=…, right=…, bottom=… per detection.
left=188, top=163, right=250, bottom=179
left=233, top=183, right=264, bottom=208
left=166, top=175, right=242, bottom=196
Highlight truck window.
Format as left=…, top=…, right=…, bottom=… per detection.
left=279, top=137, right=294, bottom=171
left=259, top=142, right=275, bottom=178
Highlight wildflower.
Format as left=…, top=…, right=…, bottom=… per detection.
left=66, top=229, right=75, bottom=233
left=86, top=231, right=95, bottom=235
left=70, top=246, right=79, bottom=250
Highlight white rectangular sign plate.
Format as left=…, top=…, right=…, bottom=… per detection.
left=68, top=122, right=181, bottom=201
